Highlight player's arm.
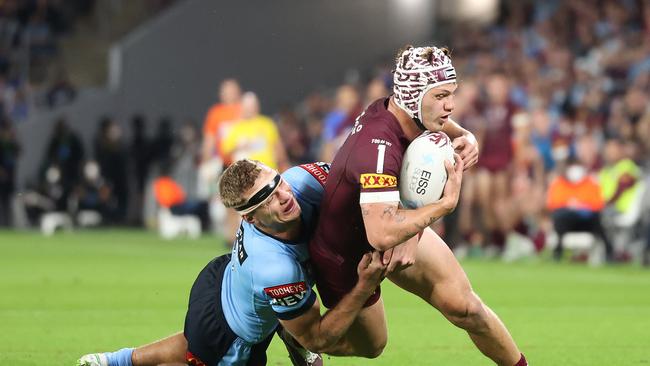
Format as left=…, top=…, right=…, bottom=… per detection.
left=442, top=117, right=479, bottom=169
left=278, top=252, right=386, bottom=353
left=361, top=154, right=464, bottom=251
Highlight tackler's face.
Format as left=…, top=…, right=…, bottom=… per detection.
left=243, top=166, right=302, bottom=228
left=420, top=83, right=457, bottom=132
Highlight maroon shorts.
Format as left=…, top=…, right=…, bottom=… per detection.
left=309, top=239, right=380, bottom=309
left=478, top=155, right=512, bottom=173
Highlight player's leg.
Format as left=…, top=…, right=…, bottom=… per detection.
left=310, top=239, right=389, bottom=358
left=476, top=168, right=496, bottom=232
left=320, top=298, right=388, bottom=358
left=77, top=332, right=186, bottom=366
left=588, top=213, right=614, bottom=261
left=387, top=228, right=524, bottom=366
left=551, top=209, right=572, bottom=260
left=493, top=170, right=517, bottom=233
left=131, top=332, right=187, bottom=365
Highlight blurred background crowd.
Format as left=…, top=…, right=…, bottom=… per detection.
left=0, top=0, right=649, bottom=265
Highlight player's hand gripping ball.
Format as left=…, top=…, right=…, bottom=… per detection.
left=400, top=131, right=455, bottom=209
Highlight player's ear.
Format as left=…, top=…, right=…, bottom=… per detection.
left=242, top=214, right=255, bottom=224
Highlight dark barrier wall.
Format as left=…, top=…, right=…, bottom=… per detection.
left=114, top=0, right=434, bottom=120
left=17, top=0, right=433, bottom=185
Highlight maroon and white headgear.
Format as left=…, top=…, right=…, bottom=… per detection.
left=393, top=46, right=457, bottom=128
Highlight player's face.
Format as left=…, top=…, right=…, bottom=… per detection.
left=420, top=83, right=457, bottom=132
left=245, top=167, right=301, bottom=229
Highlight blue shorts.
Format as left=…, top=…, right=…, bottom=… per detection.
left=184, top=254, right=275, bottom=366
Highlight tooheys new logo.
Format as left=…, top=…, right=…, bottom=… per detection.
left=264, top=282, right=308, bottom=307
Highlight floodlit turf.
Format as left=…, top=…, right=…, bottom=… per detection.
left=1, top=229, right=649, bottom=365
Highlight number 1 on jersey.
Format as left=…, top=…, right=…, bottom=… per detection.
left=376, top=144, right=386, bottom=174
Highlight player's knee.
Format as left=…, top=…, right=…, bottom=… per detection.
left=442, top=293, right=487, bottom=331
left=355, top=335, right=387, bottom=359
left=362, top=339, right=387, bottom=359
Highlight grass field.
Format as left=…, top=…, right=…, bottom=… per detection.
left=1, top=229, right=650, bottom=365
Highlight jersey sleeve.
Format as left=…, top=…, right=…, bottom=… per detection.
left=257, top=255, right=316, bottom=320
left=282, top=163, right=329, bottom=207
left=349, top=122, right=401, bottom=204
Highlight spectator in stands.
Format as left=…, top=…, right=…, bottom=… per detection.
left=219, top=91, right=288, bottom=243
left=599, top=137, right=643, bottom=213
left=528, top=107, right=557, bottom=172
left=45, top=68, right=76, bottom=108
left=170, top=120, right=200, bottom=201
left=475, top=73, right=517, bottom=250
left=21, top=9, right=57, bottom=82
left=7, top=85, right=30, bottom=121
left=363, top=77, right=388, bottom=107
left=129, top=114, right=151, bottom=225
left=319, top=84, right=362, bottom=162
left=94, top=116, right=128, bottom=223
left=23, top=164, right=67, bottom=226
left=221, top=92, right=288, bottom=172
left=197, top=79, right=241, bottom=206
left=0, top=2, right=20, bottom=54
left=70, top=160, right=117, bottom=224
left=153, top=170, right=209, bottom=231
left=599, top=137, right=646, bottom=259
left=42, top=117, right=84, bottom=200
left=149, top=116, right=174, bottom=171
left=546, top=158, right=614, bottom=261
left=276, top=106, right=310, bottom=165
left=0, top=118, right=19, bottom=226
left=510, top=111, right=547, bottom=251
left=451, top=78, right=484, bottom=250
left=200, top=78, right=242, bottom=165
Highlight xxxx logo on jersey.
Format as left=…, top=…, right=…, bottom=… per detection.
left=360, top=174, right=397, bottom=189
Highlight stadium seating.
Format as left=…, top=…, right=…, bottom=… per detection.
left=157, top=207, right=201, bottom=240
left=40, top=212, right=73, bottom=236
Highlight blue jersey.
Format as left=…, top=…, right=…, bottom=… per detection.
left=221, top=163, right=329, bottom=344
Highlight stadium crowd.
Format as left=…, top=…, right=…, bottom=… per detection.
left=0, top=0, right=90, bottom=122
left=1, top=0, right=649, bottom=264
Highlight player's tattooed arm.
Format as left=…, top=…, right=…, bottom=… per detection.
left=380, top=206, right=406, bottom=223
left=361, top=201, right=441, bottom=251
left=361, top=158, right=463, bottom=251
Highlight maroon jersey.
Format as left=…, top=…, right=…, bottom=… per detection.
left=310, top=98, right=410, bottom=308
left=477, top=103, right=515, bottom=172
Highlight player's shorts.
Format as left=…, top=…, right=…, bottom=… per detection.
left=478, top=156, right=512, bottom=173
left=309, top=239, right=381, bottom=309
left=184, top=254, right=275, bottom=366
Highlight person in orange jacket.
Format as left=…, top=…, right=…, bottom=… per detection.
left=546, top=159, right=614, bottom=261
left=154, top=175, right=210, bottom=231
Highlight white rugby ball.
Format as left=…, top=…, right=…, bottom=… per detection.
left=400, top=131, right=454, bottom=209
